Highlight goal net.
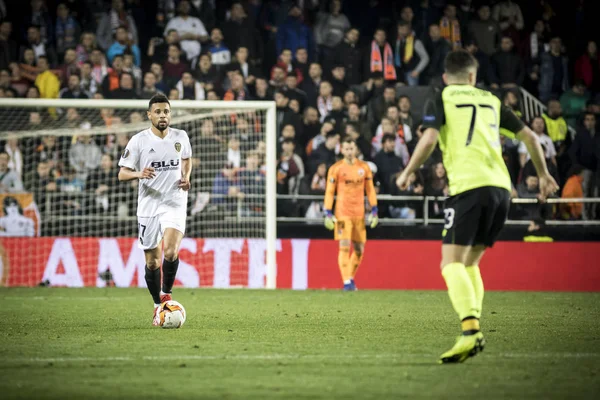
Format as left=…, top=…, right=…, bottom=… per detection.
left=0, top=99, right=276, bottom=289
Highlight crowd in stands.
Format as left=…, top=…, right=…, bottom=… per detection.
left=0, top=0, right=599, bottom=225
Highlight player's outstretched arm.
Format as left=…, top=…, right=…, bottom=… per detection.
left=397, top=128, right=440, bottom=190
left=118, top=166, right=156, bottom=182
left=516, top=127, right=559, bottom=199
left=178, top=158, right=192, bottom=191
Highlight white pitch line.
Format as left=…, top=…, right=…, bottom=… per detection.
left=5, top=352, right=600, bottom=364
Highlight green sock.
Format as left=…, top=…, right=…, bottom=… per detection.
left=441, top=262, right=478, bottom=321
left=465, top=265, right=484, bottom=319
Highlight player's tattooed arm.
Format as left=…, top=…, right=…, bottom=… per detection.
left=178, top=158, right=192, bottom=191
left=118, top=166, right=156, bottom=181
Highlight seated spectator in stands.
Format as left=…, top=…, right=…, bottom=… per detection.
left=283, top=74, right=307, bottom=111
left=79, top=61, right=98, bottom=95
left=374, top=133, right=404, bottom=194
left=148, top=29, right=180, bottom=66
left=344, top=123, right=371, bottom=162
left=575, top=41, right=600, bottom=95
left=208, top=28, right=230, bottom=71
left=227, top=136, right=242, bottom=168
left=277, top=138, right=305, bottom=217
left=521, top=19, right=548, bottom=65
left=492, top=0, right=524, bottom=50
left=139, top=72, right=162, bottom=99
left=0, top=68, right=10, bottom=91
left=101, top=54, right=123, bottom=96
left=364, top=28, right=396, bottom=83
left=517, top=175, right=548, bottom=220
left=308, top=131, right=339, bottom=176
left=231, top=47, right=257, bottom=87
left=149, top=63, right=169, bottom=94
left=327, top=96, right=345, bottom=128
left=388, top=170, right=424, bottom=220
left=276, top=5, right=314, bottom=59
left=69, top=135, right=102, bottom=181
left=105, top=132, right=129, bottom=161
left=7, top=63, right=30, bottom=96
left=314, top=0, right=350, bottom=61
left=55, top=2, right=80, bottom=58
left=538, top=36, right=569, bottom=103
left=0, top=152, right=24, bottom=193
left=279, top=124, right=297, bottom=151
left=275, top=90, right=301, bottom=137
left=367, top=83, right=395, bottom=131
left=194, top=53, right=218, bottom=92
left=300, top=62, right=322, bottom=107
left=59, top=74, right=88, bottom=99
left=4, top=136, right=22, bottom=179
left=21, top=25, right=57, bottom=67
left=560, top=80, right=589, bottom=128
left=293, top=47, right=310, bottom=81
left=168, top=88, right=179, bottom=100
left=372, top=110, right=411, bottom=164
left=32, top=56, right=59, bottom=101
left=223, top=72, right=248, bottom=101
left=0, top=21, right=18, bottom=71
left=559, top=164, right=585, bottom=220
left=206, top=89, right=220, bottom=100
left=55, top=165, right=85, bottom=215
left=252, top=77, right=271, bottom=101
left=175, top=71, right=205, bottom=100
left=239, top=151, right=266, bottom=215
left=398, top=96, right=416, bottom=145
left=221, top=2, right=261, bottom=65
left=23, top=160, right=56, bottom=213
left=34, top=135, right=61, bottom=169
left=234, top=117, right=257, bottom=154
left=311, top=162, right=327, bottom=193
left=122, top=50, right=141, bottom=92
left=519, top=116, right=556, bottom=169
left=85, top=153, right=120, bottom=214
left=89, top=49, right=108, bottom=87
left=332, top=28, right=361, bottom=86
left=57, top=48, right=80, bottom=87
left=424, top=162, right=448, bottom=217
left=164, top=0, right=208, bottom=68
left=439, top=3, right=461, bottom=50
left=211, top=162, right=243, bottom=211
left=464, top=40, right=491, bottom=87
left=163, top=43, right=188, bottom=89
left=503, top=90, right=522, bottom=119
left=542, top=99, right=569, bottom=155
left=329, top=64, right=347, bottom=97
left=63, top=107, right=86, bottom=129
left=76, top=32, right=97, bottom=65
left=299, top=106, right=321, bottom=150
left=394, top=21, right=429, bottom=86
left=569, top=112, right=600, bottom=219
left=423, top=24, right=451, bottom=86
left=269, top=64, right=287, bottom=90
left=345, top=102, right=370, bottom=141
left=96, top=0, right=138, bottom=51
left=468, top=5, right=500, bottom=56
left=490, top=36, right=524, bottom=90
left=316, top=81, right=333, bottom=123
left=108, top=71, right=137, bottom=99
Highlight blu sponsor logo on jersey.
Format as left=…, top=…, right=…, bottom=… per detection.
left=150, top=159, right=180, bottom=171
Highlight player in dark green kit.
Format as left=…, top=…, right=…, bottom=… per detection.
left=397, top=50, right=559, bottom=364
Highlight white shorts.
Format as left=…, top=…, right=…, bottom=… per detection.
left=137, top=212, right=186, bottom=250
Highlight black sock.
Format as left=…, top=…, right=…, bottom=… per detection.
left=145, top=266, right=161, bottom=304
left=161, top=257, right=179, bottom=294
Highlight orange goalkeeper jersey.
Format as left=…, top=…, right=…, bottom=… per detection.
left=324, top=159, right=377, bottom=219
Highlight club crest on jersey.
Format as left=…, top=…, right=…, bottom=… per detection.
left=121, top=149, right=130, bottom=159
left=174, top=142, right=182, bottom=152
left=357, top=168, right=365, bottom=177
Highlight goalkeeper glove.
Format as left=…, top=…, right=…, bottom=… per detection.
left=324, top=210, right=336, bottom=230
left=368, top=206, right=379, bottom=228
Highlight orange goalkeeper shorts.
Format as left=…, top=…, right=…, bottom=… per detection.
left=334, top=218, right=366, bottom=243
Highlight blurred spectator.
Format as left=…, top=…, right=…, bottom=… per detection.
left=0, top=21, right=17, bottom=70
left=517, top=175, right=545, bottom=220
left=300, top=62, right=322, bottom=107
left=69, top=135, right=102, bottom=181
left=344, top=123, right=370, bottom=161
left=34, top=56, right=59, bottom=99
left=276, top=4, right=314, bottom=59
left=277, top=138, right=304, bottom=217
left=372, top=115, right=410, bottom=165
left=148, top=29, right=180, bottom=66
left=187, top=0, right=216, bottom=32
left=23, top=160, right=56, bottom=213
left=55, top=165, right=85, bottom=215
left=542, top=99, right=569, bottom=153
left=569, top=112, right=600, bottom=219
left=574, top=41, right=600, bottom=95
left=239, top=151, right=266, bottom=215
left=518, top=116, right=556, bottom=169
left=367, top=84, right=395, bottom=132
left=75, top=32, right=97, bottom=65
left=560, top=81, right=589, bottom=128
left=79, top=61, right=98, bottom=95
left=85, top=153, right=120, bottom=214
left=226, top=136, right=242, bottom=168
left=7, top=63, right=29, bottom=96
left=559, top=165, right=585, bottom=220
left=122, top=50, right=141, bottom=92
left=304, top=161, right=327, bottom=219
left=55, top=2, right=80, bottom=58
left=389, top=170, right=424, bottom=220
left=21, top=25, right=57, bottom=67
left=492, top=0, right=524, bottom=34
left=23, top=0, right=54, bottom=45
left=211, top=162, right=243, bottom=210
left=175, top=71, right=205, bottom=100
left=394, top=21, right=429, bottom=86
left=283, top=74, right=307, bottom=111
left=423, top=24, right=451, bottom=86
left=4, top=136, right=23, bottom=179
left=34, top=135, right=61, bottom=169
left=275, top=89, right=301, bottom=136
left=308, top=130, right=339, bottom=176
left=164, top=0, right=208, bottom=68
left=101, top=54, right=123, bottom=96
left=60, top=74, right=88, bottom=99
left=293, top=47, right=309, bottom=81
left=538, top=37, right=569, bottom=103
left=316, top=81, right=333, bottom=122
left=163, top=43, right=188, bottom=89
left=345, top=102, right=370, bottom=141
left=464, top=40, right=491, bottom=87
left=490, top=36, right=524, bottom=89
left=413, top=0, right=440, bottom=40
left=332, top=27, right=361, bottom=86
left=223, top=71, right=248, bottom=101
left=57, top=48, right=80, bottom=87
left=107, top=26, right=141, bottom=67
left=503, top=90, right=522, bottom=118
left=208, top=28, right=231, bottom=69
left=252, top=76, right=271, bottom=101
left=314, top=0, right=350, bottom=61
left=439, top=3, right=461, bottom=50
left=89, top=49, right=108, bottom=86
left=522, top=20, right=548, bottom=65
left=0, top=152, right=24, bottom=193
left=194, top=53, right=218, bottom=92
left=374, top=133, right=404, bottom=194
left=425, top=162, right=448, bottom=217
left=365, top=28, right=396, bottom=83
left=149, top=63, right=168, bottom=94
left=108, top=71, right=137, bottom=99
left=140, top=71, right=161, bottom=99
left=467, top=5, right=500, bottom=57
left=299, top=106, right=320, bottom=150
left=96, top=0, right=138, bottom=51
left=231, top=47, right=258, bottom=87
left=274, top=48, right=302, bottom=82
left=329, top=64, right=347, bottom=97
left=222, top=2, right=262, bottom=66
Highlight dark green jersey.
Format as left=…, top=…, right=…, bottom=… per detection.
left=421, top=85, right=525, bottom=196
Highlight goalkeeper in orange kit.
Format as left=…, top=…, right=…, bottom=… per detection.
left=324, top=137, right=378, bottom=291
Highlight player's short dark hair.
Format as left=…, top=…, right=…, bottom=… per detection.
left=342, top=136, right=356, bottom=145
left=148, top=93, right=170, bottom=110
left=382, top=133, right=396, bottom=144
left=444, top=49, right=479, bottom=77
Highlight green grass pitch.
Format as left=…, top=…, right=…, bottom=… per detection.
left=1, top=288, right=599, bottom=399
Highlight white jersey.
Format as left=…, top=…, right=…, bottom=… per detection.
left=119, top=127, right=192, bottom=217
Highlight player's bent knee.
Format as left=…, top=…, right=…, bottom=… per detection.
left=163, top=248, right=179, bottom=262
left=147, top=258, right=161, bottom=270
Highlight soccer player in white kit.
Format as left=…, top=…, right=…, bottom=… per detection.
left=118, top=94, right=192, bottom=325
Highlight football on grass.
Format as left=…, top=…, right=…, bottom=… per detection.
left=159, top=300, right=186, bottom=329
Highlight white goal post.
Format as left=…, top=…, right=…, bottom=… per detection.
left=0, top=98, right=278, bottom=289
